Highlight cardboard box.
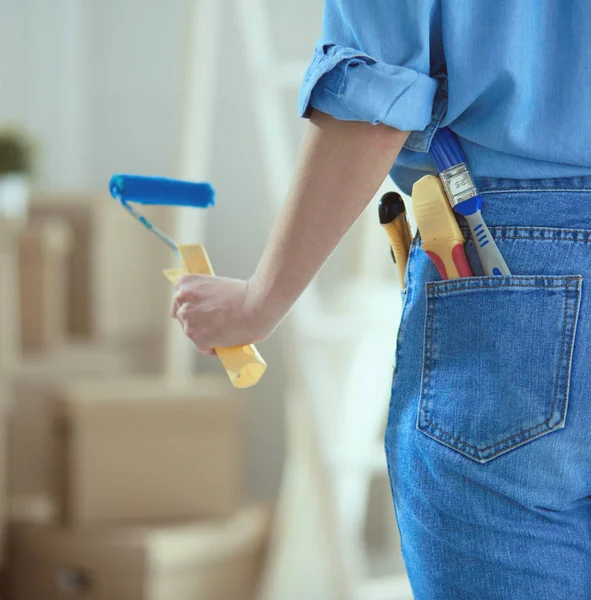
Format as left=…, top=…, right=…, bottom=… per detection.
left=29, top=193, right=172, bottom=350
left=55, top=376, right=244, bottom=525
left=0, top=385, right=14, bottom=568
left=29, top=196, right=94, bottom=340
left=91, top=198, right=172, bottom=345
left=0, top=221, right=22, bottom=373
left=8, top=504, right=269, bottom=600
left=18, top=220, right=73, bottom=353
left=8, top=344, right=134, bottom=504
left=8, top=494, right=57, bottom=525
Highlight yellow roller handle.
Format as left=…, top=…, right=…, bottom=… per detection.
left=164, top=244, right=266, bottom=388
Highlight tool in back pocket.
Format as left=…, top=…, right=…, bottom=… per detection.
left=378, top=191, right=413, bottom=289
left=430, top=127, right=511, bottom=276
left=412, top=175, right=473, bottom=280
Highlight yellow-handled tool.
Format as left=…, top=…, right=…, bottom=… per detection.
left=412, top=175, right=473, bottom=280
left=378, top=191, right=413, bottom=289
left=164, top=245, right=266, bottom=389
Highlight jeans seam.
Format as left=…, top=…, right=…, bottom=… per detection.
left=480, top=188, right=591, bottom=195
left=480, top=236, right=591, bottom=242
left=482, top=227, right=591, bottom=234
left=427, top=277, right=577, bottom=298
left=423, top=419, right=552, bottom=454
left=393, top=245, right=415, bottom=373
left=450, top=226, right=591, bottom=243
left=417, top=278, right=579, bottom=458
left=466, top=232, right=591, bottom=242
left=550, top=278, right=569, bottom=423
left=560, top=279, right=580, bottom=425
left=390, top=238, right=423, bottom=427
left=418, top=290, right=436, bottom=425
left=421, top=233, right=591, bottom=249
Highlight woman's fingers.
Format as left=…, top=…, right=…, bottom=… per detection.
left=170, top=293, right=180, bottom=318
left=176, top=303, right=215, bottom=356
left=169, top=274, right=266, bottom=351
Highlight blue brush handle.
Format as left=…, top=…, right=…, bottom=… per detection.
left=109, top=174, right=215, bottom=208
left=430, top=128, right=511, bottom=276
left=430, top=127, right=468, bottom=172
left=454, top=200, right=511, bottom=276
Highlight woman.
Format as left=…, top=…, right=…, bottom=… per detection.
left=171, top=2, right=591, bottom=598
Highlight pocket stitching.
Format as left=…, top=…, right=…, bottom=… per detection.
left=549, top=277, right=570, bottom=426
left=556, top=276, right=580, bottom=428
left=421, top=282, right=439, bottom=425
left=427, top=276, right=576, bottom=298
left=418, top=276, right=581, bottom=460
left=392, top=244, right=416, bottom=376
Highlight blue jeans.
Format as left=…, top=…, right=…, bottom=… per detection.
left=385, top=177, right=591, bottom=600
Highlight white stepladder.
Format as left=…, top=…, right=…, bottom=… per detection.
left=234, top=1, right=414, bottom=597
left=165, top=0, right=223, bottom=377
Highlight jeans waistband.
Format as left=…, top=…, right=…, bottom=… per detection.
left=464, top=176, right=591, bottom=231
left=475, top=176, right=591, bottom=194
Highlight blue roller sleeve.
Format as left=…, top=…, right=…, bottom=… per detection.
left=430, top=127, right=468, bottom=172
left=109, top=174, right=215, bottom=208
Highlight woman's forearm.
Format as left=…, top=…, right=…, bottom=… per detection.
left=250, top=110, right=409, bottom=326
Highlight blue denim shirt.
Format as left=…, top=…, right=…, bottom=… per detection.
left=299, top=0, right=591, bottom=194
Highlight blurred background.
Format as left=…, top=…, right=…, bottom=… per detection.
left=0, top=0, right=413, bottom=598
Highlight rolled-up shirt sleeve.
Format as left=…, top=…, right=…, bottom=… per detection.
left=299, top=0, right=443, bottom=136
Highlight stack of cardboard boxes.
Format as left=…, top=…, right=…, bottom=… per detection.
left=0, top=196, right=269, bottom=599
left=8, top=377, right=268, bottom=600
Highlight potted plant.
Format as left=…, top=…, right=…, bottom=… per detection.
left=0, top=128, right=33, bottom=221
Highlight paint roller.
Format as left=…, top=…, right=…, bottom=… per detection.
left=109, top=174, right=266, bottom=388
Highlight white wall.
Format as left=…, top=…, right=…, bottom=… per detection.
left=0, top=0, right=191, bottom=190
left=86, top=0, right=192, bottom=189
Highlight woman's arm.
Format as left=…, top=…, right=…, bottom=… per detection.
left=250, top=110, right=409, bottom=325
left=172, top=111, right=409, bottom=353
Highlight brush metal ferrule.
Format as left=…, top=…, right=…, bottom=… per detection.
left=439, top=163, right=477, bottom=208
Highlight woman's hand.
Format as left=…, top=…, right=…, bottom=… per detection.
left=170, top=274, right=272, bottom=355
left=170, top=112, right=408, bottom=356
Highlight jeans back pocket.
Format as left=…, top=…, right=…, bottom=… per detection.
left=417, top=275, right=582, bottom=463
